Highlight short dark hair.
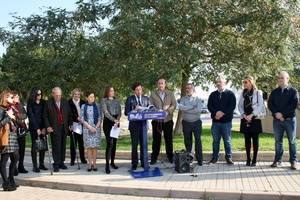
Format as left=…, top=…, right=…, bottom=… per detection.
left=85, top=90, right=95, bottom=98
left=131, top=82, right=142, bottom=91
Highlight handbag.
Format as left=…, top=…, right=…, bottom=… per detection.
left=35, top=137, right=48, bottom=151
left=255, top=91, right=267, bottom=119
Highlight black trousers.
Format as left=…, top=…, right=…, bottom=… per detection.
left=70, top=132, right=86, bottom=163
left=103, top=117, right=118, bottom=166
left=182, top=119, right=203, bottom=163
left=50, top=125, right=66, bottom=166
left=30, top=132, right=46, bottom=167
left=0, top=151, right=18, bottom=183
left=17, top=135, right=26, bottom=169
left=129, top=121, right=144, bottom=166
left=244, top=132, right=259, bottom=162
left=151, top=120, right=174, bottom=161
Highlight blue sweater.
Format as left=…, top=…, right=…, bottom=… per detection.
left=207, top=89, right=236, bottom=123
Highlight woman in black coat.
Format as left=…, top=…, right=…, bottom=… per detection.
left=27, top=88, right=48, bottom=173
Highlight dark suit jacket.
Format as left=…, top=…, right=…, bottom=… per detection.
left=44, top=98, right=72, bottom=134
left=124, top=95, right=150, bottom=130
left=68, top=99, right=85, bottom=123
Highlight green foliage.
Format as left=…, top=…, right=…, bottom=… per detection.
left=0, top=0, right=299, bottom=99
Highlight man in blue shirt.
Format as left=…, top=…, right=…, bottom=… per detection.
left=268, top=71, right=299, bottom=170
left=207, top=76, right=236, bottom=164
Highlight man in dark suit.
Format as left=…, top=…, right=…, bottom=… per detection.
left=44, top=87, right=72, bottom=172
left=68, top=88, right=87, bottom=166
left=125, top=82, right=150, bottom=170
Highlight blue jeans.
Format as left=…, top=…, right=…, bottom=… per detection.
left=211, top=122, right=233, bottom=160
left=273, top=118, right=297, bottom=163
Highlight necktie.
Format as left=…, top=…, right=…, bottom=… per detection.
left=138, top=97, right=142, bottom=106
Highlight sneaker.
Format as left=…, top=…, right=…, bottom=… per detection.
left=208, top=159, right=218, bottom=164
left=226, top=158, right=234, bottom=165
left=291, top=162, right=297, bottom=170
left=271, top=161, right=281, bottom=168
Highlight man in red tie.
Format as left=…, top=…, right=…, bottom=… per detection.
left=44, top=87, right=72, bottom=172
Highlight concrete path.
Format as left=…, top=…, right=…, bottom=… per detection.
left=12, top=156, right=300, bottom=200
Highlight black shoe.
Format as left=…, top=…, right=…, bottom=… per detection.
left=150, top=159, right=157, bottom=165
left=81, top=160, right=87, bottom=164
left=33, top=167, right=40, bottom=173
left=92, top=166, right=98, bottom=172
left=53, top=164, right=60, bottom=172
left=18, top=167, right=28, bottom=174
left=39, top=164, right=48, bottom=170
left=14, top=169, right=18, bottom=176
left=111, top=163, right=119, bottom=169
left=246, top=160, right=251, bottom=166
left=291, top=162, right=297, bottom=170
left=105, top=166, right=111, bottom=174
left=2, top=181, right=16, bottom=191
left=87, top=167, right=92, bottom=172
left=59, top=163, right=68, bottom=170
left=168, top=158, right=173, bottom=164
left=131, top=165, right=137, bottom=171
left=251, top=160, right=257, bottom=167
left=271, top=161, right=281, bottom=168
left=226, top=158, right=234, bottom=165
left=141, top=164, right=145, bottom=168
left=198, top=161, right=203, bottom=166
left=9, top=178, right=19, bottom=188
left=208, top=159, right=218, bottom=164
left=70, top=161, right=75, bottom=166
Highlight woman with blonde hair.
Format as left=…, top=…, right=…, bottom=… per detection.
left=238, top=76, right=265, bottom=166
left=0, top=89, right=19, bottom=191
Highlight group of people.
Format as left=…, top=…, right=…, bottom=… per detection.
left=0, top=71, right=298, bottom=192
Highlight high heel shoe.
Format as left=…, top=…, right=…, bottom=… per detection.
left=111, top=163, right=119, bottom=169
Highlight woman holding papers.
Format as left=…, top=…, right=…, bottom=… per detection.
left=101, top=86, right=122, bottom=174
left=80, top=91, right=102, bottom=172
left=68, top=88, right=87, bottom=166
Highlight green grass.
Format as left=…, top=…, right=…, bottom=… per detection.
left=25, top=124, right=299, bottom=152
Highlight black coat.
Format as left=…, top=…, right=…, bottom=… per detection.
left=27, top=100, right=46, bottom=136
left=43, top=98, right=72, bottom=134
left=68, top=99, right=85, bottom=123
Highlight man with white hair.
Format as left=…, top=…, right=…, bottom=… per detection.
left=207, top=75, right=236, bottom=165
left=44, top=87, right=72, bottom=172
left=268, top=71, right=299, bottom=170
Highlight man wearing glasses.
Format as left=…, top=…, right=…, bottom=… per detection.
left=268, top=71, right=299, bottom=170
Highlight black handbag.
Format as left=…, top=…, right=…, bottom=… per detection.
left=35, top=137, right=48, bottom=151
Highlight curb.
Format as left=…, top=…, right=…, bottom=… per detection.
left=15, top=178, right=299, bottom=200
left=24, top=149, right=300, bottom=162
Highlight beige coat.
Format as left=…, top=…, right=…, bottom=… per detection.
left=150, top=90, right=177, bottom=122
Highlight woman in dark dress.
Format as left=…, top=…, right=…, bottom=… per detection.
left=27, top=88, right=48, bottom=173
left=238, top=76, right=265, bottom=166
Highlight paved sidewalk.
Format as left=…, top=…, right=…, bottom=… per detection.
left=12, top=156, right=300, bottom=200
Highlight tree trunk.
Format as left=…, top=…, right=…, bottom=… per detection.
left=174, top=66, right=191, bottom=135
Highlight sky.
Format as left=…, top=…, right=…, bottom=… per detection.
left=0, top=0, right=78, bottom=55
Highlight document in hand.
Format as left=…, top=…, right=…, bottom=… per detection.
left=72, top=122, right=82, bottom=135
left=110, top=127, right=121, bottom=138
